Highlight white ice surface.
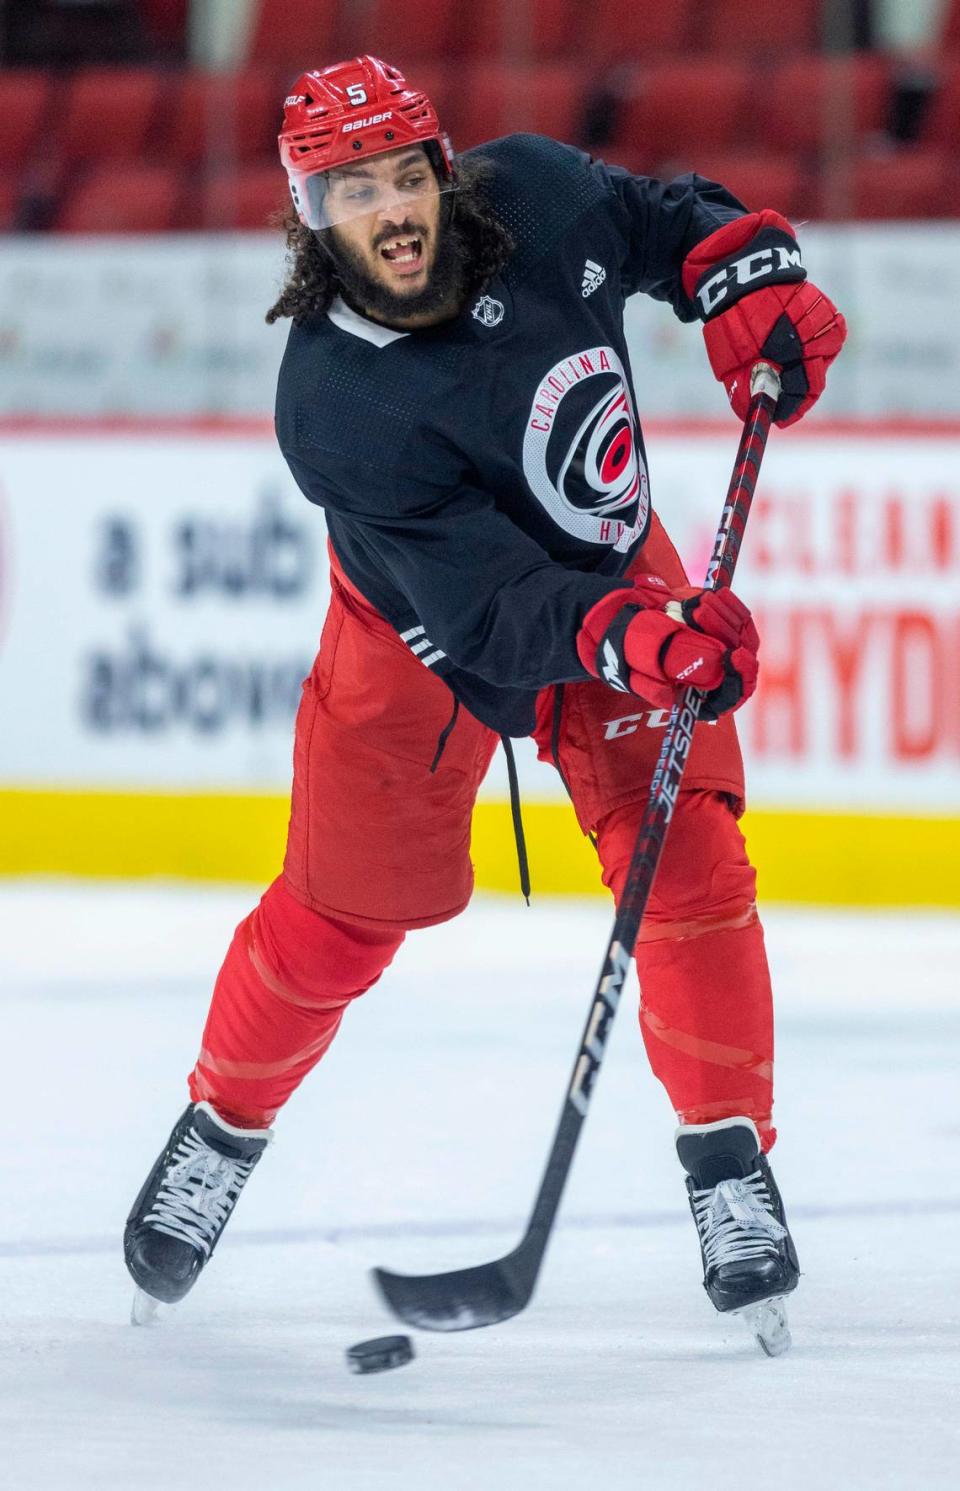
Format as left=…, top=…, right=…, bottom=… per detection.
left=1, top=883, right=959, bottom=1491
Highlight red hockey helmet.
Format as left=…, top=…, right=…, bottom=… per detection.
left=278, top=55, right=456, bottom=229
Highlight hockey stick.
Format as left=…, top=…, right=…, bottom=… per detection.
left=373, top=362, right=783, bottom=1331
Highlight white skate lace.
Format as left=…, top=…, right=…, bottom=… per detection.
left=691, top=1170, right=787, bottom=1269
left=144, top=1127, right=258, bottom=1257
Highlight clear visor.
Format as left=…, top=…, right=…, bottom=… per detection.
left=292, top=157, right=456, bottom=230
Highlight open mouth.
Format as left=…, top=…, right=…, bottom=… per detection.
left=379, top=235, right=425, bottom=275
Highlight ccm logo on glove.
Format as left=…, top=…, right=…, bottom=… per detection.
left=694, top=237, right=805, bottom=318
left=576, top=575, right=759, bottom=721
left=683, top=209, right=846, bottom=426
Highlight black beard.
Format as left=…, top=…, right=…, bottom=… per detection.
left=323, top=213, right=471, bottom=327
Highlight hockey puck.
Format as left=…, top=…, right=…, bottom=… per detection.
left=345, top=1334, right=415, bottom=1375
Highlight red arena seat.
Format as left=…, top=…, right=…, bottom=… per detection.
left=689, top=151, right=806, bottom=217
left=764, top=54, right=890, bottom=154
left=612, top=60, right=752, bottom=166
left=253, top=0, right=692, bottom=70
left=247, top=0, right=340, bottom=68
left=0, top=71, right=50, bottom=170
left=941, top=0, right=960, bottom=49
left=0, top=173, right=20, bottom=230
left=848, top=148, right=955, bottom=219
left=469, top=0, right=581, bottom=59
left=58, top=68, right=166, bottom=162
left=342, top=0, right=464, bottom=61
left=698, top=0, right=819, bottom=56
left=457, top=62, right=587, bottom=151
left=924, top=58, right=960, bottom=148
left=588, top=0, right=693, bottom=62
left=57, top=164, right=181, bottom=232
left=140, top=0, right=189, bottom=52
left=201, top=165, right=290, bottom=230
left=167, top=71, right=279, bottom=163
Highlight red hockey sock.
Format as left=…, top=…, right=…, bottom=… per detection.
left=596, top=792, right=776, bottom=1151
left=188, top=876, right=403, bottom=1127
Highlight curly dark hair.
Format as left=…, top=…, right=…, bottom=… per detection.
left=265, top=156, right=514, bottom=325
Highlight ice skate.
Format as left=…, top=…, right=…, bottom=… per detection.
left=676, top=1116, right=799, bottom=1357
left=124, top=1102, right=272, bottom=1320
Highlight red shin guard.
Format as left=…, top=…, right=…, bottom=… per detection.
left=188, top=876, right=403, bottom=1127
left=596, top=792, right=776, bottom=1150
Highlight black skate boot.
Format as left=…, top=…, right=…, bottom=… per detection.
left=676, top=1116, right=799, bottom=1356
left=124, top=1101, right=272, bottom=1324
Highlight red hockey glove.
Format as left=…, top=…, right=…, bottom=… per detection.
left=576, top=575, right=759, bottom=720
left=682, top=209, right=846, bottom=427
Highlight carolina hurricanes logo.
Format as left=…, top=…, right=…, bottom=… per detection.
left=523, top=346, right=649, bottom=550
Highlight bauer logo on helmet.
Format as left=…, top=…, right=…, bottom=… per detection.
left=343, top=112, right=393, bottom=133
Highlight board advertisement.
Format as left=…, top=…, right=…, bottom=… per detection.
left=1, top=426, right=957, bottom=899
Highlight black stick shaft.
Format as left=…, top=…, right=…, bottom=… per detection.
left=523, top=369, right=779, bottom=1257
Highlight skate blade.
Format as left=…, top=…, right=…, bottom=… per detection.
left=735, top=1296, right=791, bottom=1357
left=130, top=1288, right=163, bottom=1327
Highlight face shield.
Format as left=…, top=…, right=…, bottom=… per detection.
left=289, top=149, right=457, bottom=231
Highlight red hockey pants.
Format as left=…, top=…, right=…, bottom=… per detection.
left=189, top=516, right=776, bottom=1148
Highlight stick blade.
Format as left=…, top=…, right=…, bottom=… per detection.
left=372, top=1253, right=530, bottom=1332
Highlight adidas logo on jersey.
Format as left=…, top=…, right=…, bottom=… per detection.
left=581, top=259, right=606, bottom=297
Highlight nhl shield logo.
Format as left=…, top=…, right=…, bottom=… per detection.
left=471, top=295, right=505, bottom=328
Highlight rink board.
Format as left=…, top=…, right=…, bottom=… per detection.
left=1, top=422, right=959, bottom=904
left=1, top=787, right=958, bottom=907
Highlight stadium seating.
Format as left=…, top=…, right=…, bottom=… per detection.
left=457, top=62, right=586, bottom=150
left=684, top=151, right=806, bottom=217
left=942, top=0, right=960, bottom=50
left=697, top=0, right=820, bottom=57
left=763, top=54, right=890, bottom=154
left=588, top=0, right=693, bottom=61
left=848, top=148, right=955, bottom=220
left=56, top=163, right=181, bottom=232
left=1, top=0, right=956, bottom=233
left=58, top=67, right=165, bottom=162
left=468, top=0, right=581, bottom=60
left=139, top=0, right=188, bottom=53
left=342, top=0, right=464, bottom=62
left=167, top=70, right=279, bottom=163
left=924, top=58, right=960, bottom=148
left=198, top=165, right=290, bottom=230
left=0, top=71, right=49, bottom=170
left=0, top=174, right=20, bottom=231
left=247, top=0, right=340, bottom=71
left=612, top=60, right=752, bottom=166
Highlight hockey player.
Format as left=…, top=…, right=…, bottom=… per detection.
left=125, top=57, right=844, bottom=1341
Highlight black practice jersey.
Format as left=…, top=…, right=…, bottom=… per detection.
left=275, top=133, right=746, bottom=736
